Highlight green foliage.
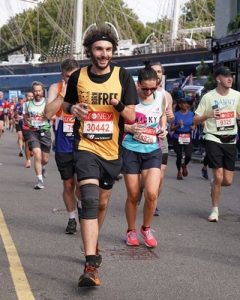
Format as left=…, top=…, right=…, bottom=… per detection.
left=204, top=73, right=216, bottom=91
left=196, top=60, right=211, bottom=76
left=196, top=60, right=216, bottom=91
left=182, top=0, right=215, bottom=25
left=0, top=0, right=215, bottom=58
left=228, top=14, right=240, bottom=33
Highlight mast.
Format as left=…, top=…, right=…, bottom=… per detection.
left=171, top=0, right=181, bottom=42
left=73, top=0, right=83, bottom=60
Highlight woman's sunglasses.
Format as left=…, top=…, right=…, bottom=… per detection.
left=140, top=87, right=157, bottom=92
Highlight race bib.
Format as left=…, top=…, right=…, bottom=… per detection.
left=83, top=112, right=113, bottom=140
left=178, top=133, right=190, bottom=144
left=30, top=116, right=45, bottom=128
left=133, top=127, right=157, bottom=144
left=216, top=111, right=235, bottom=131
left=63, top=114, right=74, bottom=135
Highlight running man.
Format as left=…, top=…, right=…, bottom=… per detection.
left=14, top=95, right=25, bottom=157
left=194, top=66, right=240, bottom=222
left=23, top=81, right=52, bottom=189
left=45, top=58, right=79, bottom=234
left=24, top=91, right=34, bottom=168
left=63, top=25, right=138, bottom=287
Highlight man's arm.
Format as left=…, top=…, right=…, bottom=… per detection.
left=194, top=93, right=218, bottom=125
left=44, top=82, right=66, bottom=119
left=164, top=91, right=175, bottom=122
left=110, top=98, right=135, bottom=122
left=194, top=109, right=217, bottom=125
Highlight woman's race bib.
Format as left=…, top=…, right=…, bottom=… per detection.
left=133, top=127, right=157, bottom=144
left=178, top=133, right=190, bottom=144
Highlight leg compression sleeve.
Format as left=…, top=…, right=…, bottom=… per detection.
left=80, top=184, right=99, bottom=219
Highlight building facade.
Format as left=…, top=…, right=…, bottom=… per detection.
left=212, top=0, right=240, bottom=89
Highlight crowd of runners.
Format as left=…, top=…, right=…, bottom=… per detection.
left=0, top=24, right=240, bottom=288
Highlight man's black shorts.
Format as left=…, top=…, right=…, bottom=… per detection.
left=74, top=150, right=122, bottom=190
left=55, top=152, right=75, bottom=180
left=205, top=140, right=237, bottom=171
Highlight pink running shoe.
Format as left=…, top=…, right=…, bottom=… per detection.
left=140, top=227, right=157, bottom=248
left=126, top=230, right=140, bottom=246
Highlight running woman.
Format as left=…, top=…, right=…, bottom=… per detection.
left=171, top=96, right=195, bottom=180
left=122, top=63, right=167, bottom=248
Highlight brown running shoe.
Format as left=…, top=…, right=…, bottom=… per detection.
left=78, top=264, right=101, bottom=287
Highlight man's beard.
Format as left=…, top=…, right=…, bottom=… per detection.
left=91, top=55, right=110, bottom=70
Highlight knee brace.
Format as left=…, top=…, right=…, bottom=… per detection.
left=79, top=184, right=99, bottom=219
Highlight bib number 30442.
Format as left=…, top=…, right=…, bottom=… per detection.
left=83, top=112, right=113, bottom=140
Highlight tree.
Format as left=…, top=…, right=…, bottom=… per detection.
left=228, top=14, right=240, bottom=33
left=182, top=0, right=215, bottom=25
left=0, top=0, right=148, bottom=58
left=180, top=0, right=215, bottom=40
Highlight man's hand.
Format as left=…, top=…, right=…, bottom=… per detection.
left=71, top=103, right=88, bottom=119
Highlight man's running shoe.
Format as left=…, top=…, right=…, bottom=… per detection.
left=182, top=164, right=188, bottom=177
left=42, top=167, right=47, bottom=178
left=126, top=229, right=140, bottom=246
left=208, top=209, right=219, bottom=222
left=140, top=226, right=157, bottom=248
left=19, top=150, right=24, bottom=157
left=65, top=218, right=77, bottom=234
left=201, top=167, right=209, bottom=180
left=78, top=264, right=100, bottom=287
left=177, top=171, right=183, bottom=180
left=34, top=179, right=44, bottom=190
left=154, top=207, right=160, bottom=216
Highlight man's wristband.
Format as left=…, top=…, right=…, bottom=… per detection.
left=67, top=104, right=73, bottom=115
left=113, top=101, right=125, bottom=113
left=59, top=92, right=65, bottom=98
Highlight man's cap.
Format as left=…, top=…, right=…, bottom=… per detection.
left=18, top=94, right=25, bottom=99
left=214, top=66, right=234, bottom=77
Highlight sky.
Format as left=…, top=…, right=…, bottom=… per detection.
left=0, top=0, right=189, bottom=27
